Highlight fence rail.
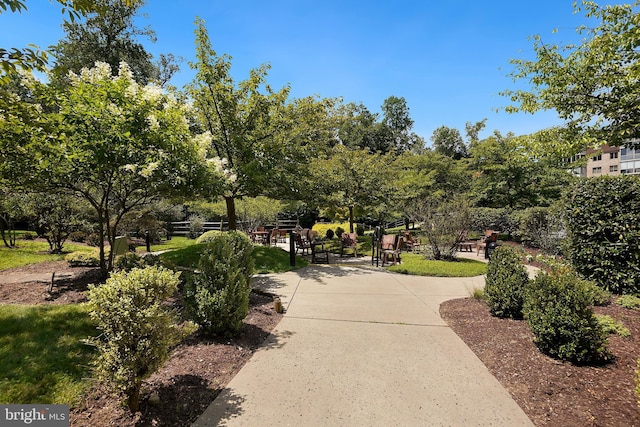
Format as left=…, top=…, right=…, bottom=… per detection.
left=169, top=219, right=300, bottom=236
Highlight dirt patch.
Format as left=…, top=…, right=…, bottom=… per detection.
left=441, top=297, right=640, bottom=426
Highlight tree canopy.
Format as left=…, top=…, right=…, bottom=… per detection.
left=503, top=1, right=640, bottom=149
left=0, top=0, right=143, bottom=75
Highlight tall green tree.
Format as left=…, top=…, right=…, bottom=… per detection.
left=335, top=102, right=391, bottom=153
left=503, top=1, right=640, bottom=148
left=50, top=0, right=178, bottom=86
left=311, top=145, right=391, bottom=232
left=26, top=62, right=211, bottom=276
left=381, top=95, right=423, bottom=154
left=430, top=126, right=466, bottom=159
left=0, top=0, right=142, bottom=76
left=188, top=18, right=303, bottom=230
left=469, top=131, right=573, bottom=209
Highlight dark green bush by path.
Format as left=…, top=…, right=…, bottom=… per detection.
left=523, top=268, right=609, bottom=364
left=184, top=231, right=254, bottom=337
left=484, top=245, right=529, bottom=319
left=565, top=175, right=640, bottom=294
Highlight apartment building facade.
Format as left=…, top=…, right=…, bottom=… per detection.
left=574, top=145, right=640, bottom=177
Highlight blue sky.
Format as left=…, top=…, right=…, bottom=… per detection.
left=0, top=1, right=622, bottom=142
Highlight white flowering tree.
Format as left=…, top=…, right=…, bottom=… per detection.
left=29, top=62, right=212, bottom=276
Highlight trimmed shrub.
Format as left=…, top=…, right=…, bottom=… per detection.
left=113, top=252, right=162, bottom=272
left=484, top=245, right=529, bottom=319
left=65, top=251, right=100, bottom=267
left=356, top=223, right=365, bottom=236
left=565, top=175, right=640, bottom=294
left=325, top=229, right=335, bottom=239
left=69, top=231, right=87, bottom=242
left=86, top=267, right=196, bottom=412
left=523, top=269, right=609, bottom=364
left=195, top=229, right=222, bottom=244
left=335, top=226, right=345, bottom=239
left=184, top=231, right=254, bottom=337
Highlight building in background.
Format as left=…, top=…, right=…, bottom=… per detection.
left=570, top=145, right=640, bottom=177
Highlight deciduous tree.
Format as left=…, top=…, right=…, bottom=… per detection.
left=503, top=1, right=640, bottom=148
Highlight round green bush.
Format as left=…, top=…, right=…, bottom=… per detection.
left=195, top=230, right=222, bottom=244
left=325, top=229, right=335, bottom=239
left=335, top=227, right=345, bottom=238
left=523, top=269, right=609, bottom=364
left=484, top=245, right=529, bottom=319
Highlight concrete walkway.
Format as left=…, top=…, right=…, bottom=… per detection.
left=193, top=260, right=533, bottom=426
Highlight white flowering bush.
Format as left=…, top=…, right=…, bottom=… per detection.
left=86, top=266, right=196, bottom=412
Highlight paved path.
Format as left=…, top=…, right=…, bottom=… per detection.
left=193, top=261, right=533, bottom=426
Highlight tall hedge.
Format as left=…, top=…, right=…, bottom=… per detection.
left=565, top=175, right=640, bottom=294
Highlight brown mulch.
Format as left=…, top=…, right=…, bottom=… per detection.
left=441, top=297, right=640, bottom=426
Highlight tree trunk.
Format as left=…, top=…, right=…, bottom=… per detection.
left=126, top=382, right=141, bottom=412
left=226, top=196, right=237, bottom=230
left=349, top=206, right=354, bottom=233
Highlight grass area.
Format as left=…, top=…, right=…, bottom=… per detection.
left=321, top=236, right=372, bottom=255
left=159, top=242, right=308, bottom=273
left=142, top=236, right=198, bottom=253
left=0, top=240, right=97, bottom=271
left=252, top=245, right=308, bottom=273
left=386, top=253, right=487, bottom=277
left=0, top=304, right=97, bottom=404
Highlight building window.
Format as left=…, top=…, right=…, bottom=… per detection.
left=592, top=166, right=602, bottom=174
left=592, top=154, right=602, bottom=161
left=610, top=152, right=619, bottom=159
left=610, top=165, right=618, bottom=173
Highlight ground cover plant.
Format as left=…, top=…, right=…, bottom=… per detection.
left=0, top=239, right=96, bottom=271
left=0, top=304, right=97, bottom=405
left=386, top=253, right=487, bottom=277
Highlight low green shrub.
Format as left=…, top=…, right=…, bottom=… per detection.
left=65, top=251, right=100, bottom=267
left=195, top=230, right=222, bottom=244
left=471, top=288, right=486, bottom=301
left=484, top=245, right=529, bottom=319
left=356, top=224, right=365, bottom=236
left=22, top=232, right=35, bottom=240
left=184, top=231, right=254, bottom=337
left=596, top=314, right=631, bottom=338
left=85, top=233, right=102, bottom=247
left=325, top=229, right=335, bottom=240
left=617, top=295, right=640, bottom=310
left=335, top=226, right=345, bottom=238
left=86, top=266, right=196, bottom=412
left=114, top=252, right=162, bottom=272
left=582, top=281, right=612, bottom=306
left=523, top=269, right=609, bottom=364
left=69, top=231, right=87, bottom=242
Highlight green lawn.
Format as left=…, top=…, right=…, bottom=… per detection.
left=386, top=253, right=487, bottom=277
left=159, top=242, right=308, bottom=273
left=141, top=236, right=198, bottom=253
left=0, top=240, right=97, bottom=271
left=0, top=304, right=97, bottom=404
